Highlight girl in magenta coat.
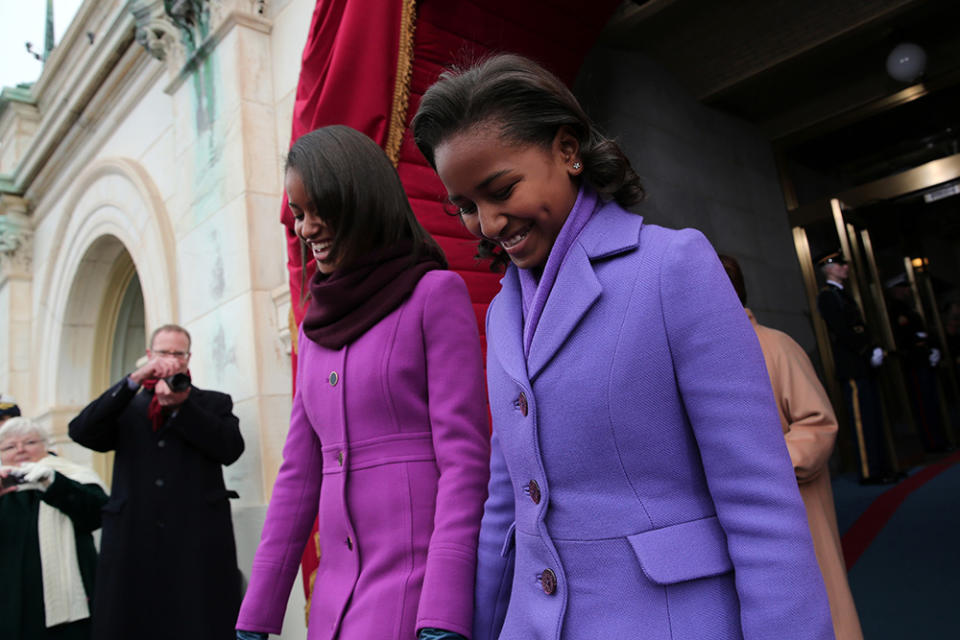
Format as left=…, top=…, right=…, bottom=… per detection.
left=236, top=126, right=490, bottom=640
left=413, top=55, right=833, bottom=639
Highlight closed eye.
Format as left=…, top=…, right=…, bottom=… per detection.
left=491, top=182, right=517, bottom=201
left=444, top=197, right=476, bottom=217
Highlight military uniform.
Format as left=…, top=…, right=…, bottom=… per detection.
left=817, top=280, right=891, bottom=481
left=887, top=287, right=947, bottom=451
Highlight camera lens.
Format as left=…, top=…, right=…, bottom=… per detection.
left=164, top=372, right=192, bottom=392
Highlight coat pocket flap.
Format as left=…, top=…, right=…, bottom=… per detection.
left=500, top=522, right=517, bottom=557
left=101, top=496, right=127, bottom=514
left=627, top=516, right=733, bottom=585
left=204, top=488, right=240, bottom=503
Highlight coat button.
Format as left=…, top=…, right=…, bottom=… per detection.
left=346, top=536, right=353, bottom=550
left=528, top=480, right=541, bottom=504
left=517, top=392, right=528, bottom=417
left=540, top=568, right=557, bottom=595
left=337, top=451, right=344, bottom=466
left=155, top=478, right=164, bottom=487
left=329, top=371, right=339, bottom=386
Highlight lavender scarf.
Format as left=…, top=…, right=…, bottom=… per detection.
left=518, top=184, right=600, bottom=357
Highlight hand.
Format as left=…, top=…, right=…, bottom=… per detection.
left=154, top=378, right=191, bottom=408
left=418, top=629, right=468, bottom=640
left=130, top=354, right=184, bottom=385
left=870, top=347, right=885, bottom=368
left=929, top=348, right=941, bottom=368
left=17, top=461, right=54, bottom=490
left=0, top=466, right=26, bottom=496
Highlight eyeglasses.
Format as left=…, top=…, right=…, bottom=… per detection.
left=154, top=350, right=190, bottom=359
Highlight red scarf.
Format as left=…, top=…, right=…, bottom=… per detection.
left=140, top=373, right=190, bottom=431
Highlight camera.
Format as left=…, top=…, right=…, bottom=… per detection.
left=1, top=471, right=26, bottom=490
left=164, top=372, right=192, bottom=392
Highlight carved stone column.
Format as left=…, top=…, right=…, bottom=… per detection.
left=0, top=196, right=34, bottom=409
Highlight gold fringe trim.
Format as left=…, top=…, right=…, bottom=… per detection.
left=384, top=0, right=418, bottom=167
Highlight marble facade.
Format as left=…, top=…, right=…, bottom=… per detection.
left=0, top=1, right=312, bottom=636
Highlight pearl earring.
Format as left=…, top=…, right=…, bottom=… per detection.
left=572, top=161, right=582, bottom=170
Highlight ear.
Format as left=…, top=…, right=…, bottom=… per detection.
left=553, top=126, right=582, bottom=175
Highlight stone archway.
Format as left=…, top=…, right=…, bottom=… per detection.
left=33, top=158, right=176, bottom=464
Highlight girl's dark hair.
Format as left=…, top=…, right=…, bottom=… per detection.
left=412, top=53, right=645, bottom=208
left=718, top=254, right=747, bottom=306
left=287, top=125, right=446, bottom=281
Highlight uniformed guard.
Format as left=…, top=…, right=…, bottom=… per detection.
left=884, top=273, right=947, bottom=452
left=815, top=250, right=897, bottom=484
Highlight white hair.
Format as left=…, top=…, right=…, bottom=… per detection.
left=0, top=417, right=52, bottom=448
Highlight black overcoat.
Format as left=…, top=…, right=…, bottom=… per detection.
left=68, top=379, right=244, bottom=640
left=817, top=283, right=873, bottom=379
left=0, top=473, right=107, bottom=639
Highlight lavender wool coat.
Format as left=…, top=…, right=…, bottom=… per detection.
left=473, top=202, right=834, bottom=640
left=237, top=271, right=490, bottom=639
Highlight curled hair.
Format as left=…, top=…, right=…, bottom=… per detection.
left=413, top=53, right=645, bottom=209
left=286, top=125, right=446, bottom=286
left=0, top=417, right=51, bottom=449
left=718, top=254, right=747, bottom=306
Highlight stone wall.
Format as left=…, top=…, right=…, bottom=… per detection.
left=575, top=47, right=817, bottom=352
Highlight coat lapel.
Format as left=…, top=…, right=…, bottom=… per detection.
left=489, top=268, right=530, bottom=385
left=526, top=202, right=644, bottom=381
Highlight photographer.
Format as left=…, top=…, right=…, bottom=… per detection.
left=69, top=324, right=244, bottom=640
left=0, top=417, right=108, bottom=640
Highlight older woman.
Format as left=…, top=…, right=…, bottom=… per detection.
left=0, top=417, right=108, bottom=640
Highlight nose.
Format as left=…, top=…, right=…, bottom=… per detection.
left=476, top=204, right=507, bottom=241
left=297, top=215, right=322, bottom=241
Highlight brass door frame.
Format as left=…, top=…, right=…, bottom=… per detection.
left=784, top=153, right=960, bottom=467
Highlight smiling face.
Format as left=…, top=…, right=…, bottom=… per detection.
left=286, top=167, right=338, bottom=275
left=0, top=431, right=47, bottom=465
left=434, top=124, right=582, bottom=270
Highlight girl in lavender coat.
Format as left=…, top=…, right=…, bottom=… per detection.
left=236, top=126, right=490, bottom=640
left=413, top=55, right=834, bottom=640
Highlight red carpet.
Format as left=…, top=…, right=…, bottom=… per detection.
left=840, top=450, right=960, bottom=570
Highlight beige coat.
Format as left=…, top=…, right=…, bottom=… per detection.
left=747, top=309, right=864, bottom=640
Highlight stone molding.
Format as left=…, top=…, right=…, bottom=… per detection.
left=0, top=197, right=33, bottom=284
left=272, top=283, right=292, bottom=356
left=130, top=0, right=272, bottom=94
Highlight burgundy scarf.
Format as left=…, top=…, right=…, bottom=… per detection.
left=302, top=241, right=444, bottom=349
left=140, top=369, right=192, bottom=431
left=141, top=378, right=171, bottom=432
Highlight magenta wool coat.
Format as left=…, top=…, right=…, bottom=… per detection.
left=473, top=201, right=834, bottom=639
left=237, top=270, right=490, bottom=639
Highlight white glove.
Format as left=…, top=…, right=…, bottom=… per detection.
left=17, top=462, right=55, bottom=490
left=930, top=348, right=941, bottom=368
left=870, top=347, right=885, bottom=368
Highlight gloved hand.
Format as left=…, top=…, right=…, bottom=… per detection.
left=236, top=631, right=268, bottom=640
left=870, top=347, right=885, bottom=368
left=929, top=348, right=941, bottom=368
left=418, top=629, right=468, bottom=640
left=17, top=462, right=54, bottom=490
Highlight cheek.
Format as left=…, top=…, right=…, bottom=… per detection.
left=460, top=214, right=482, bottom=238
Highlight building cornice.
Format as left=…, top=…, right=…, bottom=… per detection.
left=1, top=2, right=137, bottom=197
